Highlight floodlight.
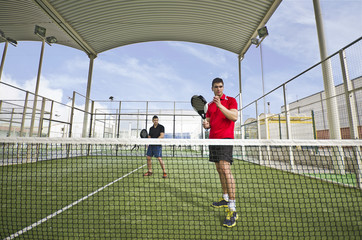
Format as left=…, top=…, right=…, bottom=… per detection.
left=0, top=30, right=17, bottom=46
left=251, top=38, right=259, bottom=45
left=46, top=36, right=57, bottom=44
left=258, top=26, right=269, bottom=38
left=109, top=96, right=114, bottom=101
left=34, top=25, right=46, bottom=38
left=6, top=37, right=17, bottom=47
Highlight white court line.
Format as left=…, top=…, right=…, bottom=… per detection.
left=4, top=164, right=146, bottom=240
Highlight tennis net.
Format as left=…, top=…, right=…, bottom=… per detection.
left=1, top=138, right=362, bottom=239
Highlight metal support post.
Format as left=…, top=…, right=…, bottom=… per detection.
left=30, top=39, right=45, bottom=137
left=340, top=49, right=359, bottom=139
left=117, top=101, right=121, bottom=138
left=82, top=55, right=95, bottom=137
left=283, top=84, right=295, bottom=172
left=68, top=91, right=76, bottom=138
left=7, top=108, right=15, bottom=137
left=37, top=97, right=46, bottom=137
left=20, top=92, right=29, bottom=137
left=313, top=0, right=341, bottom=140
left=88, top=100, right=94, bottom=138
left=47, top=100, right=54, bottom=137
left=0, top=41, right=8, bottom=82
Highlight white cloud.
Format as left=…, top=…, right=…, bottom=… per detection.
left=0, top=74, right=63, bottom=102
left=46, top=74, right=86, bottom=89
left=95, top=57, right=196, bottom=100
left=265, top=0, right=362, bottom=64
left=167, top=41, right=227, bottom=66
left=65, top=57, right=89, bottom=72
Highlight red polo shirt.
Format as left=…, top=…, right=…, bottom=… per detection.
left=206, top=94, right=237, bottom=139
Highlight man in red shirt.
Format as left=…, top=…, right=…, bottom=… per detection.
left=203, top=78, right=238, bottom=228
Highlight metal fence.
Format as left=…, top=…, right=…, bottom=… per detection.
left=0, top=86, right=203, bottom=138
left=0, top=37, right=361, bottom=140
left=240, top=37, right=362, bottom=140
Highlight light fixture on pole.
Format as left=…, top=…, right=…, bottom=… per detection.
left=251, top=26, right=269, bottom=114
left=29, top=25, right=57, bottom=136
left=0, top=30, right=18, bottom=47
left=34, top=25, right=57, bottom=45
left=34, top=25, right=46, bottom=38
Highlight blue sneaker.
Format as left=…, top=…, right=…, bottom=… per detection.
left=223, top=208, right=238, bottom=228
left=211, top=198, right=228, bottom=208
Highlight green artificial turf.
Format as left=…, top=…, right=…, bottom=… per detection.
left=304, top=173, right=357, bottom=186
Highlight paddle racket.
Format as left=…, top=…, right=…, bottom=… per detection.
left=191, top=95, right=208, bottom=119
left=140, top=129, right=148, bottom=138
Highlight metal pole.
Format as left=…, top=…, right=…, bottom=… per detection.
left=82, top=55, right=95, bottom=137
left=137, top=109, right=139, bottom=137
left=260, top=43, right=266, bottom=114
left=173, top=101, right=176, bottom=138
left=311, top=110, right=317, bottom=140
left=103, top=114, right=106, bottom=138
left=339, top=49, right=359, bottom=139
left=313, top=0, right=341, bottom=140
left=238, top=56, right=244, bottom=139
left=278, top=114, right=282, bottom=139
left=145, top=101, right=149, bottom=130
left=117, top=101, right=121, bottom=138
left=313, top=0, right=344, bottom=174
left=256, top=102, right=260, bottom=140
left=47, top=100, right=54, bottom=137
left=20, top=91, right=29, bottom=137
left=30, top=39, right=45, bottom=136
left=68, top=91, right=76, bottom=138
left=7, top=108, right=15, bottom=137
left=0, top=41, right=8, bottom=82
left=283, top=84, right=291, bottom=139
left=88, top=100, right=94, bottom=138
left=37, top=97, right=46, bottom=137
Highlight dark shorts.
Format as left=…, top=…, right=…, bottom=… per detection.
left=209, top=145, right=233, bottom=165
left=147, top=145, right=162, bottom=158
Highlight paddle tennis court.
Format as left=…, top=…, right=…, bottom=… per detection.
left=1, top=139, right=361, bottom=239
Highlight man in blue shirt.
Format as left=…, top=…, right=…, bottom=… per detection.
left=143, top=115, right=168, bottom=178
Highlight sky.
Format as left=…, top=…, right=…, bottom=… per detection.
left=1, top=0, right=362, bottom=123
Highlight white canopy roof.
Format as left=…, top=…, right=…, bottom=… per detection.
left=0, top=0, right=282, bottom=57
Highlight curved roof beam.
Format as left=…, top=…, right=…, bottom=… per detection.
left=33, top=0, right=97, bottom=58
